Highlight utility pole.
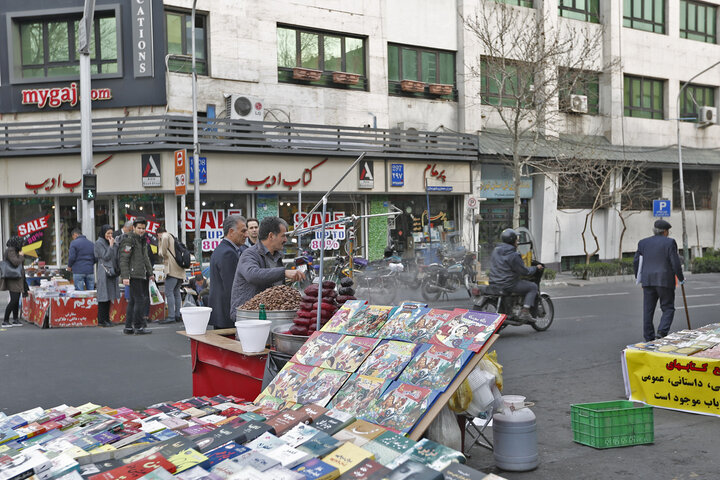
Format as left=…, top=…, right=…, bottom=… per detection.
left=192, top=0, right=202, bottom=265
left=79, top=0, right=96, bottom=238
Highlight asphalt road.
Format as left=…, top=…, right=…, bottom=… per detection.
left=1, top=274, right=719, bottom=479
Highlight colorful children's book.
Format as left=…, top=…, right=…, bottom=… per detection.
left=430, top=310, right=504, bottom=352
left=387, top=438, right=465, bottom=471
left=322, top=442, right=375, bottom=475
left=362, top=382, right=440, bottom=435
left=397, top=343, right=473, bottom=391
left=259, top=363, right=315, bottom=404
left=296, top=369, right=351, bottom=407
left=376, top=305, right=431, bottom=342
left=322, top=301, right=369, bottom=333
left=290, top=332, right=345, bottom=367
left=330, top=374, right=392, bottom=417
left=253, top=394, right=286, bottom=412
left=341, top=306, right=394, bottom=337
left=292, top=458, right=340, bottom=480
left=355, top=340, right=417, bottom=380
left=322, top=337, right=380, bottom=372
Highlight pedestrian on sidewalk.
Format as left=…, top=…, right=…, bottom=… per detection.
left=158, top=226, right=185, bottom=324
left=68, top=228, right=96, bottom=290
left=633, top=219, right=685, bottom=342
left=119, top=217, right=154, bottom=335
left=1, top=236, right=27, bottom=326
left=95, top=224, right=120, bottom=327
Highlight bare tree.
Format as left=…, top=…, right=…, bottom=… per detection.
left=464, top=2, right=609, bottom=229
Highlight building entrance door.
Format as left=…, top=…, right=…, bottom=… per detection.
left=477, top=200, right=528, bottom=269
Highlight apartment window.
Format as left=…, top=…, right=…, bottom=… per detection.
left=559, top=69, right=600, bottom=114
left=673, top=170, right=712, bottom=209
left=277, top=25, right=367, bottom=90
left=622, top=168, right=662, bottom=210
left=15, top=12, right=118, bottom=79
left=497, top=0, right=534, bottom=7
left=680, top=0, right=717, bottom=43
left=557, top=172, right=605, bottom=209
left=680, top=83, right=716, bottom=122
left=623, top=0, right=665, bottom=33
left=624, top=75, right=664, bottom=119
left=480, top=58, right=531, bottom=108
left=387, top=44, right=455, bottom=98
left=559, top=0, right=600, bottom=23
left=166, top=10, right=208, bottom=75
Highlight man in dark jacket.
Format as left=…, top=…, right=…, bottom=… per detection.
left=633, top=219, right=685, bottom=341
left=119, top=217, right=154, bottom=335
left=68, top=228, right=96, bottom=290
left=488, top=228, right=543, bottom=322
left=230, top=217, right=305, bottom=321
left=209, top=214, right=248, bottom=329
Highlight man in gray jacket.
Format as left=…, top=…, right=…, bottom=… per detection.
left=230, top=217, right=305, bottom=320
left=488, top=228, right=543, bottom=322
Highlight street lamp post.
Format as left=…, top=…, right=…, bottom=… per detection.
left=191, top=1, right=202, bottom=264
left=676, top=60, right=720, bottom=268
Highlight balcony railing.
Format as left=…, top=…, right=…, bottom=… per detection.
left=0, top=115, right=479, bottom=160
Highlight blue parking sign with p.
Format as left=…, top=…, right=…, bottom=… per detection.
left=653, top=199, right=671, bottom=217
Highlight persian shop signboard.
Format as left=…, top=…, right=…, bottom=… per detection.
left=21, top=83, right=112, bottom=109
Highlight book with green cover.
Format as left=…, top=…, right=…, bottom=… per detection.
left=387, top=438, right=465, bottom=471
left=297, top=431, right=342, bottom=458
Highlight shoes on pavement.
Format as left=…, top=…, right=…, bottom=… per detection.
left=175, top=316, right=182, bottom=323
left=11, top=319, right=21, bottom=326
left=518, top=307, right=535, bottom=323
left=159, top=318, right=175, bottom=324
left=123, top=328, right=135, bottom=335
left=1, top=322, right=12, bottom=327
left=98, top=322, right=111, bottom=327
left=134, top=328, right=153, bottom=335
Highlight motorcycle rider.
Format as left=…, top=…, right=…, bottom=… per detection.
left=488, top=228, right=544, bottom=323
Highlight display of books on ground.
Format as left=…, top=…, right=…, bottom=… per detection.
left=627, top=323, right=720, bottom=356
left=0, top=395, right=508, bottom=480
left=259, top=303, right=503, bottom=435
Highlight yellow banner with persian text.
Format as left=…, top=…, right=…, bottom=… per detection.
left=625, top=349, right=720, bottom=416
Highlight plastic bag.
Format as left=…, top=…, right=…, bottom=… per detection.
left=183, top=295, right=196, bottom=307
left=426, top=405, right=463, bottom=452
left=448, top=379, right=473, bottom=414
left=149, top=279, right=164, bottom=305
left=478, top=350, right=503, bottom=391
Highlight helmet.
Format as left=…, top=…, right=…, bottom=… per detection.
left=500, top=229, right=518, bottom=245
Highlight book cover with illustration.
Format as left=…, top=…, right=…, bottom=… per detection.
left=355, top=340, right=417, bottom=380
left=259, top=363, right=315, bottom=404
left=291, top=332, right=345, bottom=367
left=198, top=441, right=250, bottom=471
left=253, top=394, right=287, bottom=412
left=430, top=310, right=504, bottom=352
left=387, top=438, right=465, bottom=471
left=167, top=448, right=209, bottom=473
left=398, top=308, right=464, bottom=344
left=292, top=457, right=340, bottom=480
left=362, top=382, right=440, bottom=435
left=329, top=374, right=392, bottom=417
left=322, top=336, right=380, bottom=372
left=340, top=306, right=394, bottom=337
left=397, top=343, right=473, bottom=391
left=296, top=368, right=351, bottom=407
left=322, top=300, right=369, bottom=333
left=332, top=420, right=387, bottom=447
left=376, top=305, right=431, bottom=341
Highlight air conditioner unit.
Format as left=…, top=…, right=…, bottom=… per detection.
left=396, top=121, right=427, bottom=131
left=224, top=94, right=264, bottom=121
left=698, top=106, right=717, bottom=125
left=569, top=94, right=588, bottom=114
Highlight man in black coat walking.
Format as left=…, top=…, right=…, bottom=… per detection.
left=633, top=219, right=685, bottom=342
left=209, top=214, right=248, bottom=329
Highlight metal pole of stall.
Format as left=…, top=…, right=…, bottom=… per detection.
left=192, top=0, right=202, bottom=265
left=690, top=190, right=700, bottom=254
left=297, top=190, right=302, bottom=251
left=316, top=197, right=328, bottom=331
left=425, top=177, right=431, bottom=244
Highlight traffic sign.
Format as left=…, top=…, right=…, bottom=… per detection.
left=391, top=163, right=404, bottom=187
left=466, top=196, right=478, bottom=210
left=174, top=149, right=186, bottom=196
left=189, top=156, right=207, bottom=184
left=653, top=199, right=671, bottom=217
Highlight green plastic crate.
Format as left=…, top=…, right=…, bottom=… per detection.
left=570, top=400, right=653, bottom=449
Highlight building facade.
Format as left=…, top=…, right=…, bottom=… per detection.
left=1, top=0, right=719, bottom=268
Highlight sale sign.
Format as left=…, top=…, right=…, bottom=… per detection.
left=294, top=211, right=346, bottom=251
left=16, top=212, right=51, bottom=257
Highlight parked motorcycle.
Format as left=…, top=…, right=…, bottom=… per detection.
left=420, top=246, right=477, bottom=301
left=470, top=265, right=554, bottom=332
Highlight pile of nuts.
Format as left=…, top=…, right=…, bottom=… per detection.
left=240, top=285, right=302, bottom=311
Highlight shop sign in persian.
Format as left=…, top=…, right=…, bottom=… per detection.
left=50, top=298, right=98, bottom=328
left=246, top=158, right=327, bottom=191
left=391, top=164, right=404, bottom=187
left=358, top=161, right=375, bottom=189
left=141, top=154, right=162, bottom=187
left=294, top=212, right=346, bottom=250
left=478, top=164, right=532, bottom=199
left=624, top=349, right=720, bottom=416
left=25, top=174, right=81, bottom=195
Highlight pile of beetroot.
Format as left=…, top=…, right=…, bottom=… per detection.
left=288, top=277, right=357, bottom=336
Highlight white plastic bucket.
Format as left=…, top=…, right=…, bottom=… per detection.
left=180, top=306, right=212, bottom=335
left=235, top=320, right=272, bottom=353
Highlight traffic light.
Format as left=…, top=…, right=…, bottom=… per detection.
left=82, top=174, right=97, bottom=201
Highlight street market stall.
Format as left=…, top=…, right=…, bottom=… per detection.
left=622, top=323, right=720, bottom=416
